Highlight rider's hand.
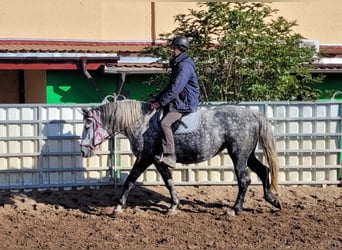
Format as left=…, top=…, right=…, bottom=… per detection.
left=151, top=101, right=161, bottom=110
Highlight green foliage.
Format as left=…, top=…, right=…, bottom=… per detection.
left=143, top=2, right=324, bottom=102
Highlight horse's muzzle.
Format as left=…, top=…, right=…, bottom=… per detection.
left=80, top=146, right=94, bottom=158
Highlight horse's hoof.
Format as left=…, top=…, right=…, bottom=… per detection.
left=166, top=209, right=177, bottom=216
left=276, top=200, right=282, bottom=210
left=166, top=205, right=178, bottom=215
left=112, top=205, right=124, bottom=217
left=225, top=209, right=236, bottom=216
left=233, top=207, right=242, bottom=215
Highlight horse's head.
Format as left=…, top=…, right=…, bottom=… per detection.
left=80, top=107, right=112, bottom=158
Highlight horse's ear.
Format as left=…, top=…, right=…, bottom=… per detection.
left=78, top=108, right=90, bottom=117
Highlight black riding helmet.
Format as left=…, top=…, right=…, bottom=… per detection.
left=171, top=36, right=190, bottom=51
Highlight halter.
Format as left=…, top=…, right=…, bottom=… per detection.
left=80, top=110, right=113, bottom=150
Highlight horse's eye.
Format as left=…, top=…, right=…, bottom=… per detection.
left=85, top=119, right=93, bottom=129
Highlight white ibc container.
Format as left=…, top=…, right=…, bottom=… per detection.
left=274, top=105, right=286, bottom=118
left=196, top=170, right=208, bottom=182
left=210, top=170, right=221, bottom=182
left=47, top=107, right=61, bottom=120
left=301, top=155, right=312, bottom=166
left=223, top=170, right=235, bottom=182
left=172, top=169, right=184, bottom=182
left=316, top=121, right=326, bottom=133
left=8, top=125, right=20, bottom=137
left=250, top=172, right=259, bottom=183
left=75, top=123, right=84, bottom=135
left=0, top=124, right=7, bottom=137
left=302, top=121, right=313, bottom=133
left=301, top=170, right=312, bottom=182
left=8, top=141, right=20, bottom=153
left=315, top=155, right=326, bottom=165
left=276, top=141, right=286, bottom=151
left=315, top=169, right=326, bottom=181
left=88, top=170, right=100, bottom=180
left=119, top=138, right=131, bottom=151
left=22, top=141, right=36, bottom=153
left=22, top=156, right=35, bottom=168
left=8, top=108, right=20, bottom=120
left=315, top=139, right=326, bottom=150
left=9, top=157, right=21, bottom=169
left=288, top=169, right=299, bottom=182
left=328, top=154, right=338, bottom=164
left=289, top=106, right=300, bottom=118
left=277, top=155, right=286, bottom=166
left=289, top=140, right=299, bottom=149
left=278, top=170, right=286, bottom=183
left=0, top=141, right=7, bottom=154
left=87, top=155, right=100, bottom=168
left=99, top=155, right=110, bottom=166
left=145, top=170, right=158, bottom=182
left=209, top=155, right=221, bottom=166
left=21, top=108, right=35, bottom=120
left=302, top=139, right=313, bottom=150
left=288, top=121, right=299, bottom=133
left=196, top=160, right=209, bottom=167
left=0, top=158, right=8, bottom=170
left=119, top=154, right=132, bottom=167
left=222, top=154, right=233, bottom=167
left=22, top=124, right=35, bottom=137
left=289, top=155, right=299, bottom=166
left=60, top=108, right=74, bottom=120
left=328, top=169, right=337, bottom=181
left=0, top=108, right=7, bottom=121
left=316, top=105, right=327, bottom=117
left=302, top=105, right=313, bottom=117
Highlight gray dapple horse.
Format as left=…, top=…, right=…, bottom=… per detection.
left=80, top=99, right=282, bottom=215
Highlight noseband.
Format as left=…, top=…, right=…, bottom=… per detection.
left=80, top=110, right=112, bottom=150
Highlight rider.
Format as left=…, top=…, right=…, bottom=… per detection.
left=150, top=35, right=200, bottom=168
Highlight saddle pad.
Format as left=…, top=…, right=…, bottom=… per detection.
left=174, top=111, right=201, bottom=134
left=150, top=110, right=201, bottom=134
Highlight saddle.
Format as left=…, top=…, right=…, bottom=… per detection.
left=150, top=109, right=201, bottom=134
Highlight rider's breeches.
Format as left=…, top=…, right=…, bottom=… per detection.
left=160, top=111, right=182, bottom=155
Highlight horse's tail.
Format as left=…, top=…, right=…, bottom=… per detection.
left=253, top=111, right=279, bottom=192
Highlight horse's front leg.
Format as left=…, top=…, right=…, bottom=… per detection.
left=155, top=163, right=179, bottom=215
left=114, top=158, right=150, bottom=215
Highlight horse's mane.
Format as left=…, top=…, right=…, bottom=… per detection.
left=97, top=100, right=147, bottom=132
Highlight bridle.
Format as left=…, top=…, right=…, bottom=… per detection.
left=80, top=110, right=113, bottom=150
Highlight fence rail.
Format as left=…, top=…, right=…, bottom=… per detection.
left=0, top=101, right=341, bottom=190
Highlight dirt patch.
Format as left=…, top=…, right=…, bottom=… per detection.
left=0, top=185, right=341, bottom=249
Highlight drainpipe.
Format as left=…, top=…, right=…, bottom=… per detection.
left=151, top=2, right=156, bottom=45
left=81, top=59, right=105, bottom=100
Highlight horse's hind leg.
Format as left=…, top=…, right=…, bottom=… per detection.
left=114, top=158, right=150, bottom=215
left=248, top=154, right=282, bottom=209
left=155, top=163, right=179, bottom=215
left=232, top=156, right=251, bottom=215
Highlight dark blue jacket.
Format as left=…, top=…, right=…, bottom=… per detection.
left=156, top=52, right=200, bottom=113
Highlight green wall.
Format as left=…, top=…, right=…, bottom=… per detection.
left=316, top=74, right=342, bottom=100
left=46, top=70, right=156, bottom=104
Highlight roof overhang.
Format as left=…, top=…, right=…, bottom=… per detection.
left=0, top=52, right=119, bottom=70
left=309, top=58, right=342, bottom=74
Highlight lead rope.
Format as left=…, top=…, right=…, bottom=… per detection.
left=101, top=94, right=121, bottom=187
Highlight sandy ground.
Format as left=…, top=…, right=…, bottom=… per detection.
left=0, top=184, right=341, bottom=249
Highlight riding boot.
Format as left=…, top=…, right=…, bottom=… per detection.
left=154, top=154, right=176, bottom=168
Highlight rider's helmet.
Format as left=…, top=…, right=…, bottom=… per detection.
left=170, top=36, right=190, bottom=51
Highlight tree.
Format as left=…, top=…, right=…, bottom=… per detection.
left=143, top=2, right=324, bottom=102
